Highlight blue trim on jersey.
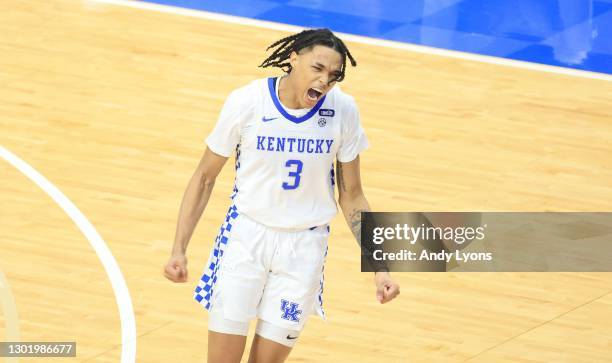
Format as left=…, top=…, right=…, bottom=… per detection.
left=268, top=77, right=326, bottom=124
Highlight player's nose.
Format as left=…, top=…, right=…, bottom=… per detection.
left=318, top=74, right=330, bottom=87
left=316, top=81, right=328, bottom=93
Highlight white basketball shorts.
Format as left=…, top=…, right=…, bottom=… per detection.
left=194, top=204, right=329, bottom=332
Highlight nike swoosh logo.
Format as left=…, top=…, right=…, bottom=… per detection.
left=262, top=116, right=278, bottom=122
left=286, top=335, right=298, bottom=340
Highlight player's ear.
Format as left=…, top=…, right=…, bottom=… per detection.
left=289, top=51, right=299, bottom=68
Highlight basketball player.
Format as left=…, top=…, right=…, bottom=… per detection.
left=164, top=28, right=400, bottom=363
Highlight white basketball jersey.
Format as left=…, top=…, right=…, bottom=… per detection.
left=206, top=77, right=368, bottom=229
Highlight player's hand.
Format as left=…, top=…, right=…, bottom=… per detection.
left=164, top=253, right=189, bottom=283
left=374, top=271, right=400, bottom=304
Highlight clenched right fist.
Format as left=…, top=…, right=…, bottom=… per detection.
left=164, top=254, right=189, bottom=283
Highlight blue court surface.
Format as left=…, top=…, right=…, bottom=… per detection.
left=141, top=0, right=612, bottom=75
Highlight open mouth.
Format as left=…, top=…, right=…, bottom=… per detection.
left=307, top=88, right=323, bottom=102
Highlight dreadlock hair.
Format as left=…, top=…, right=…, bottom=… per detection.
left=259, top=28, right=357, bottom=83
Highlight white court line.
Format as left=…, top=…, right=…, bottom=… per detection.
left=0, top=146, right=136, bottom=363
left=91, top=0, right=612, bottom=82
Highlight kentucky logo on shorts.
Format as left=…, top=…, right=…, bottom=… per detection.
left=280, top=299, right=302, bottom=322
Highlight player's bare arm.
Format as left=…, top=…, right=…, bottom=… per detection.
left=164, top=147, right=228, bottom=283
left=336, top=156, right=400, bottom=304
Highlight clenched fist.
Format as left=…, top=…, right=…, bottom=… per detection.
left=374, top=271, right=400, bottom=304
left=164, top=253, right=189, bottom=283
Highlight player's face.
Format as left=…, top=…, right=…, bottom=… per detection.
left=289, top=45, right=343, bottom=108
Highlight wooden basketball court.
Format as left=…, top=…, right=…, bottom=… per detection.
left=2, top=1, right=612, bottom=362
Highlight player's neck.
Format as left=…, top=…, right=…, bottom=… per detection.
left=278, top=75, right=304, bottom=109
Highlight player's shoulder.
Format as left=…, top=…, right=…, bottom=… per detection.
left=222, top=78, right=268, bottom=110
left=328, top=84, right=358, bottom=111
left=227, top=78, right=265, bottom=98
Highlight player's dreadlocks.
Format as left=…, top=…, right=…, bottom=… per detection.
left=259, top=28, right=357, bottom=83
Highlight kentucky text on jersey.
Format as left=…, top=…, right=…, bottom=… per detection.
left=256, top=136, right=334, bottom=154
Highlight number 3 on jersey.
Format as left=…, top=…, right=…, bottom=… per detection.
left=282, top=159, right=303, bottom=190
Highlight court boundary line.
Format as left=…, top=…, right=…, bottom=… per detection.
left=91, top=0, right=612, bottom=82
left=0, top=146, right=137, bottom=363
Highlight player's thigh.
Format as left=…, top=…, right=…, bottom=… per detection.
left=247, top=333, right=292, bottom=363
left=258, top=227, right=328, bottom=332
left=208, top=330, right=248, bottom=363
left=208, top=212, right=272, bottom=322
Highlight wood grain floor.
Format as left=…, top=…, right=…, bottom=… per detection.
left=1, top=1, right=612, bottom=362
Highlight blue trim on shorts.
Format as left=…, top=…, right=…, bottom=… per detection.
left=194, top=204, right=240, bottom=310
left=317, top=243, right=329, bottom=318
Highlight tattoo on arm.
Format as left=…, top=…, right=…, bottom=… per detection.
left=350, top=208, right=389, bottom=273
left=336, top=161, right=347, bottom=192
left=348, top=208, right=369, bottom=243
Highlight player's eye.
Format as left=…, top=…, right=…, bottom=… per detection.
left=312, top=66, right=322, bottom=71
